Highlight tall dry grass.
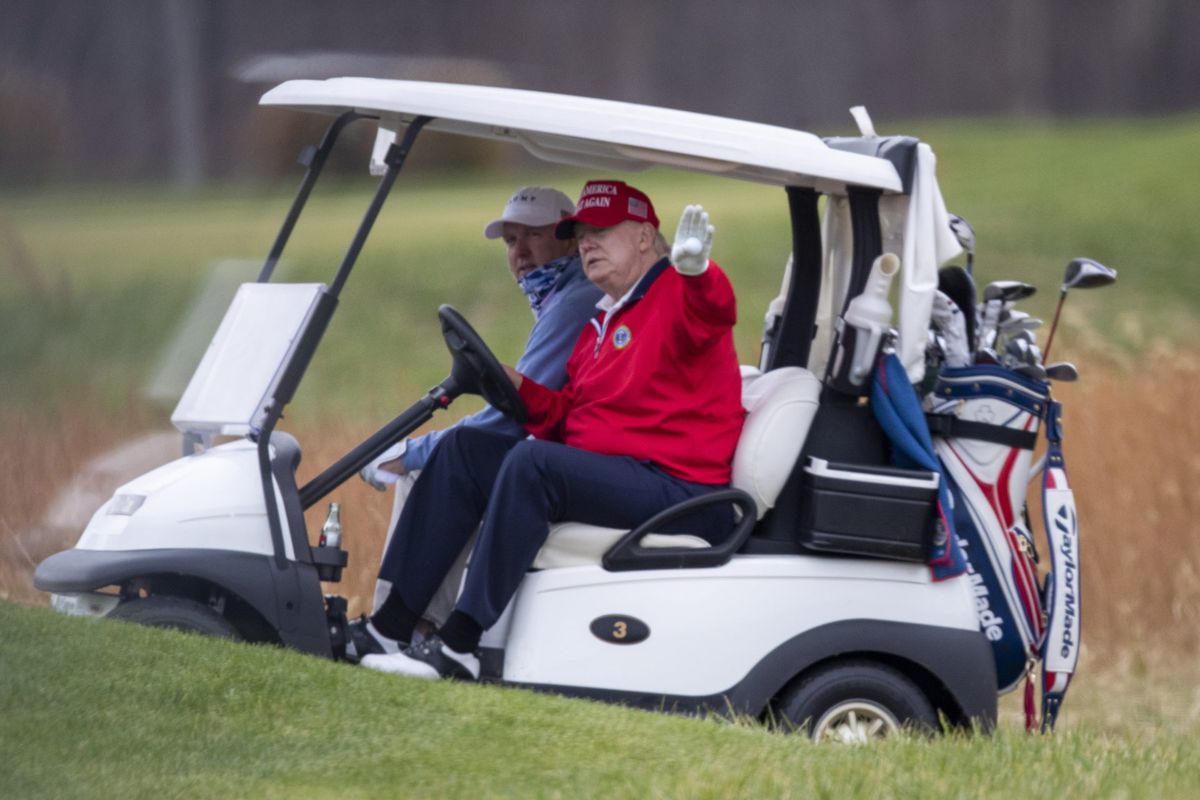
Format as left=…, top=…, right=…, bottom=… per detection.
left=1049, top=344, right=1200, bottom=653
left=3, top=353, right=1198, bottom=659
left=0, top=398, right=155, bottom=603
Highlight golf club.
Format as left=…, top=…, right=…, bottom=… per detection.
left=996, top=312, right=1042, bottom=353
left=998, top=310, right=1042, bottom=333
left=996, top=326, right=1035, bottom=357
left=975, top=346, right=1000, bottom=365
left=1045, top=362, right=1079, bottom=382
left=1015, top=363, right=1047, bottom=381
left=1004, top=337, right=1030, bottom=369
left=978, top=281, right=1036, bottom=358
left=949, top=213, right=976, bottom=275
left=1042, top=258, right=1118, bottom=361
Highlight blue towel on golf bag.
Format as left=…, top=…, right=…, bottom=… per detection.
left=870, top=350, right=968, bottom=580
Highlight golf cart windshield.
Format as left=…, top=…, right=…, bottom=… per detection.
left=171, top=282, right=325, bottom=439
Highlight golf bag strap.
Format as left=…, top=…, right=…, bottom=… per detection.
left=925, top=414, right=1038, bottom=450
left=1039, top=400, right=1081, bottom=732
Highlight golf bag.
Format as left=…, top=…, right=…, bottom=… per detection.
left=927, top=364, right=1081, bottom=730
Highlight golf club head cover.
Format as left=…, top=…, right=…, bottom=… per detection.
left=937, top=266, right=977, bottom=351
left=930, top=290, right=971, bottom=367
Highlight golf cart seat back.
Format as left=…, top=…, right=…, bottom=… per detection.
left=533, top=367, right=821, bottom=569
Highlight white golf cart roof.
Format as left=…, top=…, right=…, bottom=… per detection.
left=259, top=78, right=902, bottom=194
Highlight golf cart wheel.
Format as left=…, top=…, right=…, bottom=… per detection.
left=774, top=659, right=937, bottom=743
left=108, top=596, right=241, bottom=640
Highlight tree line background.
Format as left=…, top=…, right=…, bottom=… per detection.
left=3, top=0, right=1199, bottom=185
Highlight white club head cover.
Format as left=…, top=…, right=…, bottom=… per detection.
left=931, top=291, right=971, bottom=367
left=671, top=204, right=714, bottom=276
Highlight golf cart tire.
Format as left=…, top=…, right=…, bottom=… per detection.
left=773, top=659, right=938, bottom=740
left=108, top=596, right=242, bottom=640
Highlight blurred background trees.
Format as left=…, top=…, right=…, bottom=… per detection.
left=3, top=0, right=1198, bottom=186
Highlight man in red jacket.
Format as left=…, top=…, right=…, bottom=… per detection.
left=362, top=180, right=745, bottom=681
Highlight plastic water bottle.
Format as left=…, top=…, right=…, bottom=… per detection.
left=319, top=502, right=342, bottom=548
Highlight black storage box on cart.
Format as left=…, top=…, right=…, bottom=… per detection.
left=797, top=457, right=939, bottom=562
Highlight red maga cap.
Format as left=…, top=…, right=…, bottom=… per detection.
left=555, top=180, right=659, bottom=239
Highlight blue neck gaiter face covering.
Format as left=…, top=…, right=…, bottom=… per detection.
left=517, top=255, right=572, bottom=313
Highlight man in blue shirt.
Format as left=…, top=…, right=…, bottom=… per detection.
left=349, top=186, right=602, bottom=658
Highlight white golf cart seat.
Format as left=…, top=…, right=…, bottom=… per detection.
left=533, top=366, right=822, bottom=569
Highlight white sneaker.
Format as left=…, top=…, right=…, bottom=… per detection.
left=361, top=635, right=480, bottom=681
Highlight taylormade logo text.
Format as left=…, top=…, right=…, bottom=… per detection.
left=961, top=538, right=1005, bottom=641
left=1056, top=505, right=1078, bottom=659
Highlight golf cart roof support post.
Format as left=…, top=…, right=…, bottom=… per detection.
left=251, top=290, right=339, bottom=568
left=327, top=115, right=432, bottom=300
left=298, top=387, right=446, bottom=510
left=258, top=111, right=369, bottom=283
left=257, top=415, right=292, bottom=570
left=843, top=186, right=884, bottom=313
left=251, top=115, right=432, bottom=564
left=253, top=297, right=336, bottom=567
left=253, top=290, right=341, bottom=568
left=766, top=187, right=823, bottom=370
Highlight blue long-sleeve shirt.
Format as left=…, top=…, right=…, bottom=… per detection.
left=401, top=256, right=602, bottom=471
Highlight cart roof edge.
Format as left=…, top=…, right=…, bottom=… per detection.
left=259, top=77, right=903, bottom=194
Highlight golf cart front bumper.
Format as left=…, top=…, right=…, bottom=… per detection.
left=35, top=547, right=334, bottom=657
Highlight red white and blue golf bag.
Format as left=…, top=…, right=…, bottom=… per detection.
left=927, top=365, right=1081, bottom=731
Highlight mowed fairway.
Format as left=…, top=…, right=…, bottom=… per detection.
left=3, top=603, right=1200, bottom=800
left=2, top=115, right=1199, bottom=797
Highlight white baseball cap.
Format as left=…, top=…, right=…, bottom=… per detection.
left=483, top=186, right=576, bottom=239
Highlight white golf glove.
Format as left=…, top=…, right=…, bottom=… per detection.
left=359, top=440, right=407, bottom=491
left=671, top=205, right=714, bottom=276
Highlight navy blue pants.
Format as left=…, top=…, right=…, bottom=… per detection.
left=378, top=427, right=733, bottom=631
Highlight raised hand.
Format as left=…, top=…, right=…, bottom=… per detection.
left=671, top=204, right=714, bottom=276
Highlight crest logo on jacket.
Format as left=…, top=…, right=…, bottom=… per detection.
left=612, top=325, right=632, bottom=349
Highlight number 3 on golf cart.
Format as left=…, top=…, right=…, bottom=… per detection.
left=590, top=615, right=649, bottom=645
left=37, top=76, right=1109, bottom=742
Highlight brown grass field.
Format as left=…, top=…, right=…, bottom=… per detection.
left=3, top=346, right=1198, bottom=724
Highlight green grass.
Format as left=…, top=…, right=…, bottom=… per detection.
left=2, top=601, right=1198, bottom=799
left=2, top=114, right=1199, bottom=420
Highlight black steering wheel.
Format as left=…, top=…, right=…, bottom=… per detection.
left=438, top=305, right=528, bottom=424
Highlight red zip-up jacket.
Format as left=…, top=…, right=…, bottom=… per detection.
left=518, top=258, right=745, bottom=485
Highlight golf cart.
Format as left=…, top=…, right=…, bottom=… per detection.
left=36, top=78, right=1008, bottom=739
